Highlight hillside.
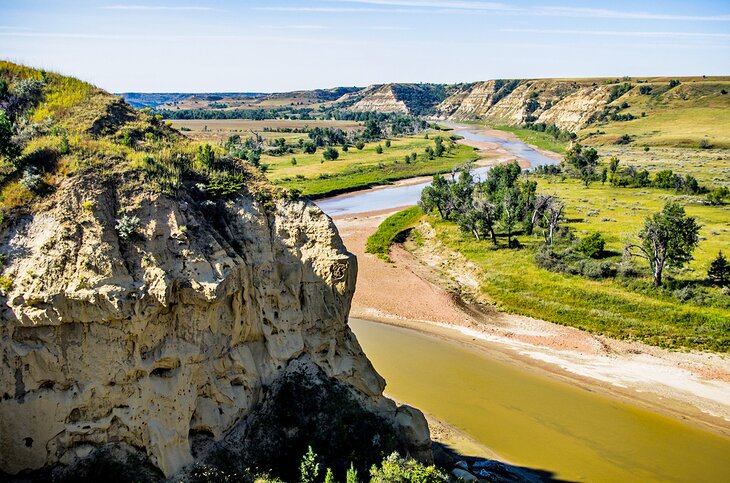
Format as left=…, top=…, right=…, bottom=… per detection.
left=0, top=61, right=430, bottom=480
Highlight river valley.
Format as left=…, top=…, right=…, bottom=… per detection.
left=319, top=124, right=730, bottom=482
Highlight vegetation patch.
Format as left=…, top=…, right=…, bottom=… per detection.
left=366, top=206, right=423, bottom=261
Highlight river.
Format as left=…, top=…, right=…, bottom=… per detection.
left=317, top=125, right=730, bottom=482
left=350, top=319, right=730, bottom=482
left=317, top=124, right=557, bottom=217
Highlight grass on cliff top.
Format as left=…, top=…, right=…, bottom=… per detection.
left=366, top=206, right=423, bottom=261
left=0, top=61, right=276, bottom=220
left=266, top=137, right=479, bottom=198
left=422, top=177, right=730, bottom=352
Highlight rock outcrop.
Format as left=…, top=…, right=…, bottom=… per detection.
left=0, top=172, right=430, bottom=479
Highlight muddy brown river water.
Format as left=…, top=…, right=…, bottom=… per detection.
left=350, top=318, right=730, bottom=483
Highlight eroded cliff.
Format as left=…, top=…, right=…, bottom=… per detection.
left=0, top=61, right=430, bottom=480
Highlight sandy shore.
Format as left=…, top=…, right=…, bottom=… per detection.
left=335, top=205, right=730, bottom=441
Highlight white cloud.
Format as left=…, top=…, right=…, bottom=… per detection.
left=500, top=28, right=730, bottom=39
left=326, top=0, right=730, bottom=21
left=103, top=5, right=215, bottom=11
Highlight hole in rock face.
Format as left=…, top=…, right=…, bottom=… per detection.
left=39, top=381, right=55, bottom=390
left=24, top=437, right=33, bottom=448
left=150, top=367, right=174, bottom=378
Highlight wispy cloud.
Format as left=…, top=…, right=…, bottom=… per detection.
left=258, top=25, right=329, bottom=30
left=325, top=0, right=730, bottom=21
left=531, top=7, right=730, bottom=22
left=500, top=28, right=730, bottom=39
left=368, top=26, right=413, bottom=30
left=103, top=5, right=215, bottom=11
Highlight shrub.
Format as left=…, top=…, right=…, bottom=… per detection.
left=707, top=187, right=728, bottom=205
left=370, top=453, right=447, bottom=483
left=291, top=157, right=297, bottom=165
left=576, top=232, right=605, bottom=258
left=82, top=201, right=94, bottom=213
left=674, top=285, right=695, bottom=303
left=356, top=141, right=365, bottom=150
left=20, top=167, right=44, bottom=192
left=323, top=146, right=339, bottom=161
left=206, top=174, right=246, bottom=198
left=698, top=138, right=711, bottom=149
left=616, top=134, right=632, bottom=145
left=375, top=144, right=383, bottom=154
left=669, top=79, right=681, bottom=88
left=0, top=276, right=13, bottom=294
left=115, top=214, right=140, bottom=241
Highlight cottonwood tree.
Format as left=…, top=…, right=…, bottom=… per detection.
left=624, top=201, right=700, bottom=286
left=531, top=194, right=564, bottom=245
left=564, top=144, right=599, bottom=187
left=418, top=174, right=451, bottom=219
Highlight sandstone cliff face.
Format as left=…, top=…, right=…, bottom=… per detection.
left=348, top=85, right=409, bottom=114
left=0, top=174, right=429, bottom=478
left=434, top=79, right=614, bottom=132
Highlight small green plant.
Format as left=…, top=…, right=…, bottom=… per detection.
left=355, top=141, right=365, bottom=150
left=385, top=139, right=391, bottom=148
left=0, top=276, right=13, bottom=294
left=291, top=157, right=297, bottom=165
left=324, top=468, right=335, bottom=483
left=346, top=463, right=358, bottom=483
left=375, top=144, right=383, bottom=154
left=82, top=200, right=94, bottom=213
left=116, top=214, right=140, bottom=241
left=299, top=446, right=319, bottom=483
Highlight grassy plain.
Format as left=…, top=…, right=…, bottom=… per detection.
left=418, top=176, right=730, bottom=352
left=492, top=125, right=568, bottom=154
left=168, top=119, right=363, bottom=142
left=265, top=136, right=479, bottom=198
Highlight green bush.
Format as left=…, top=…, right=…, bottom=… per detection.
left=115, top=214, right=140, bottom=241
left=323, top=146, right=339, bottom=161
left=369, top=453, right=447, bottom=483
left=576, top=232, right=605, bottom=258
left=356, top=141, right=365, bottom=150
left=0, top=276, right=13, bottom=295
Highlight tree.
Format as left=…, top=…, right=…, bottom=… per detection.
left=625, top=202, right=701, bottom=286
left=577, top=232, right=605, bottom=258
left=564, top=144, right=599, bottom=187
left=434, top=137, right=445, bottom=157
left=323, top=146, right=339, bottom=161
left=418, top=174, right=451, bottom=219
left=303, top=141, right=317, bottom=154
left=708, top=251, right=730, bottom=286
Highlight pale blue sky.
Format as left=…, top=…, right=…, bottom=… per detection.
left=1, top=0, right=728, bottom=92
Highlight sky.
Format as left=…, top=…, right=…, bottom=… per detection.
left=0, top=0, right=728, bottom=93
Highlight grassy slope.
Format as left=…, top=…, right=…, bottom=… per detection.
left=581, top=80, right=730, bottom=148
left=366, top=206, right=422, bottom=261
left=265, top=136, right=479, bottom=198
left=425, top=177, right=730, bottom=352
left=0, top=61, right=273, bottom=219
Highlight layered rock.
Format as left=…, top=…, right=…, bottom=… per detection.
left=348, top=85, right=409, bottom=114
left=0, top=173, right=430, bottom=478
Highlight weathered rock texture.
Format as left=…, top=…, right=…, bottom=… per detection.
left=0, top=173, right=430, bottom=478
left=435, top=79, right=613, bottom=131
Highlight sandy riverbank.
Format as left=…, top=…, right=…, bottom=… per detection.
left=335, top=207, right=730, bottom=441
